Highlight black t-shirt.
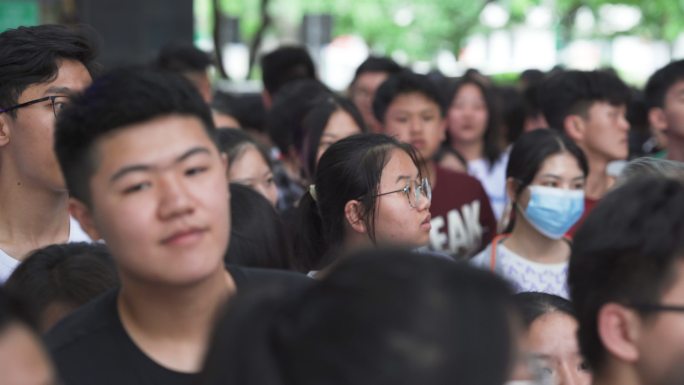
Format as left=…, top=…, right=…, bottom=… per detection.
left=45, top=265, right=310, bottom=385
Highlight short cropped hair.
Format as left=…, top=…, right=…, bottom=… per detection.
left=201, top=249, right=516, bottom=385
left=351, top=56, right=402, bottom=84
left=261, top=46, right=316, bottom=96
left=644, top=60, right=684, bottom=110
left=373, top=71, right=445, bottom=123
left=540, top=70, right=630, bottom=132
left=154, top=43, right=212, bottom=73
left=568, top=177, right=684, bottom=372
left=5, top=243, right=118, bottom=330
left=55, top=67, right=216, bottom=206
left=0, top=24, right=99, bottom=117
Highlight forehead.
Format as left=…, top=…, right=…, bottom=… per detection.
left=92, top=115, right=217, bottom=173
left=388, top=92, right=440, bottom=113
left=381, top=149, right=418, bottom=181
left=664, top=80, right=684, bottom=99
left=355, top=71, right=389, bottom=89
left=535, top=152, right=583, bottom=177
left=19, top=59, right=91, bottom=100
left=454, top=83, right=484, bottom=100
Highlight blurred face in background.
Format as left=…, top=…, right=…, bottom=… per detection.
left=351, top=71, right=389, bottom=133
left=228, top=144, right=278, bottom=207
left=448, top=83, right=488, bottom=147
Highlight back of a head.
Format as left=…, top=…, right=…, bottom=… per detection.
left=540, top=70, right=630, bottom=132
left=154, top=43, right=211, bottom=73
left=616, top=157, right=684, bottom=186
left=352, top=56, right=403, bottom=83
left=201, top=249, right=515, bottom=385
left=266, top=78, right=331, bottom=155
left=55, top=66, right=215, bottom=206
left=568, top=177, right=684, bottom=372
left=261, top=46, right=316, bottom=96
left=5, top=243, right=118, bottom=331
left=227, top=183, right=293, bottom=270
left=0, top=24, right=99, bottom=115
left=372, top=71, right=445, bottom=124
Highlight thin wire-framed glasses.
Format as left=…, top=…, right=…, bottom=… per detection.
left=627, top=303, right=684, bottom=313
left=0, top=95, right=70, bottom=118
left=374, top=177, right=432, bottom=208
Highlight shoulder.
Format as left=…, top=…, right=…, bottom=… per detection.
left=435, top=166, right=486, bottom=190
left=227, top=265, right=313, bottom=292
left=469, top=244, right=492, bottom=267
left=45, top=289, right=120, bottom=354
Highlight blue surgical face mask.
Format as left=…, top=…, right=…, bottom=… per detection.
left=519, top=185, right=585, bottom=239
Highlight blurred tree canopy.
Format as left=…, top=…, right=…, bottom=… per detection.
left=212, top=0, right=684, bottom=70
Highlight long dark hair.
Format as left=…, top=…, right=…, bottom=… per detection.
left=294, top=134, right=422, bottom=271
left=299, top=95, right=366, bottom=180
left=504, top=129, right=588, bottom=232
left=446, top=76, right=502, bottom=167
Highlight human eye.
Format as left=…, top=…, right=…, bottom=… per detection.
left=540, top=180, right=559, bottom=188
left=573, top=181, right=586, bottom=190
left=122, top=181, right=152, bottom=195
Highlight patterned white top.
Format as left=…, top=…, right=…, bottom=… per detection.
left=470, top=240, right=569, bottom=299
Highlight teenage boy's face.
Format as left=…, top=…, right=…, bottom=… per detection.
left=633, top=259, right=684, bottom=385
left=580, top=101, right=630, bottom=162
left=74, top=115, right=230, bottom=287
left=382, top=92, right=445, bottom=162
left=0, top=59, right=91, bottom=192
left=656, top=80, right=684, bottom=139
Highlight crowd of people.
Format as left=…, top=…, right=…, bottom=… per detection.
left=0, top=23, right=684, bottom=385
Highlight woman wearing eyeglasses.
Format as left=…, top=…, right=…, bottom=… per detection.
left=294, top=133, right=432, bottom=273
left=471, top=129, right=588, bottom=299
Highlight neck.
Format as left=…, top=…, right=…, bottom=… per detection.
left=505, top=209, right=570, bottom=264
left=0, top=166, right=70, bottom=259
left=584, top=152, right=614, bottom=200
left=450, top=139, right=483, bottom=162
left=118, top=268, right=234, bottom=372
left=666, top=134, right=684, bottom=162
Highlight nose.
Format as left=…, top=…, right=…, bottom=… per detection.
left=157, top=174, right=194, bottom=220
left=619, top=114, right=630, bottom=132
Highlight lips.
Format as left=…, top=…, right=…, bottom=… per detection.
left=421, top=214, right=432, bottom=231
left=411, top=139, right=426, bottom=149
left=161, top=227, right=208, bottom=246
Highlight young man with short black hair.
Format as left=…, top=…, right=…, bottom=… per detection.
left=260, top=45, right=316, bottom=109
left=568, top=176, right=684, bottom=385
left=644, top=59, right=684, bottom=163
left=348, top=56, right=403, bottom=133
left=46, top=68, right=307, bottom=385
left=374, top=72, right=496, bottom=259
left=540, top=70, right=631, bottom=234
left=0, top=25, right=97, bottom=282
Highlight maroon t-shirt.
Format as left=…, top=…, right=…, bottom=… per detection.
left=565, top=196, right=599, bottom=239
left=429, top=166, right=497, bottom=260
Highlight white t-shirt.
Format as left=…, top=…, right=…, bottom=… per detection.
left=0, top=217, right=91, bottom=283
left=468, top=151, right=509, bottom=220
left=470, top=239, right=569, bottom=299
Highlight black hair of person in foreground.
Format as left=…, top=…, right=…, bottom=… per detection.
left=199, top=248, right=517, bottom=385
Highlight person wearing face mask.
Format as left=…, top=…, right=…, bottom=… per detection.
left=471, top=130, right=588, bottom=298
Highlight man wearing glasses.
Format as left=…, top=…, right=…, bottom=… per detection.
left=568, top=176, right=684, bottom=385
left=0, top=25, right=97, bottom=282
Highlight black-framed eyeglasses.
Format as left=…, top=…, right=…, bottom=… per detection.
left=0, top=95, right=70, bottom=118
left=627, top=303, right=684, bottom=313
left=374, top=177, right=432, bottom=208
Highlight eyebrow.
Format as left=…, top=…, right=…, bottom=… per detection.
left=395, top=175, right=413, bottom=183
left=43, top=86, right=75, bottom=96
left=109, top=146, right=211, bottom=184
left=538, top=174, right=585, bottom=180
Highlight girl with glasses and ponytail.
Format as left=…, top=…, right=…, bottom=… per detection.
left=294, top=133, right=432, bottom=273
left=471, top=129, right=588, bottom=298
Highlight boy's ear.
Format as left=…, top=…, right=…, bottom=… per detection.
left=0, top=114, right=11, bottom=147
left=69, top=198, right=101, bottom=241
left=564, top=114, right=586, bottom=142
left=648, top=107, right=668, bottom=132
left=344, top=200, right=367, bottom=234
left=597, top=303, right=642, bottom=364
